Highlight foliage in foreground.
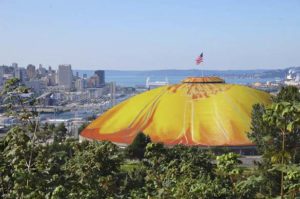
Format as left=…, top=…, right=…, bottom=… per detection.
left=248, top=86, right=300, bottom=198
left=0, top=80, right=300, bottom=198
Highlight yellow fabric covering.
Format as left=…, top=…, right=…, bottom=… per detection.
left=81, top=77, right=271, bottom=146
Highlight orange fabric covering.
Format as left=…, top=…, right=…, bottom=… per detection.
left=182, top=76, right=225, bottom=83
left=81, top=77, right=271, bottom=146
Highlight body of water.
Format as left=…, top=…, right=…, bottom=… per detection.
left=40, top=110, right=98, bottom=121
left=74, top=69, right=278, bottom=87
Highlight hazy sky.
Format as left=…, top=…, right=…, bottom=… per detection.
left=0, top=0, right=299, bottom=70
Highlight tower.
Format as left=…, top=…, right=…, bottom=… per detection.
left=57, top=64, right=73, bottom=89
left=94, top=70, right=105, bottom=87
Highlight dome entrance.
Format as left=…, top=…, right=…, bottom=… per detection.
left=182, top=76, right=225, bottom=84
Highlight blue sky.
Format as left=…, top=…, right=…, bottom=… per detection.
left=0, top=0, right=299, bottom=70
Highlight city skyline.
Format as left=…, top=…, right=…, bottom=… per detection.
left=1, top=0, right=300, bottom=70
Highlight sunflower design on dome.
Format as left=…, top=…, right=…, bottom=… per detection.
left=167, top=83, right=231, bottom=100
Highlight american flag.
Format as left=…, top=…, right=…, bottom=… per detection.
left=195, top=53, right=203, bottom=65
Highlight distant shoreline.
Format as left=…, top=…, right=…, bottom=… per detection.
left=73, top=68, right=283, bottom=72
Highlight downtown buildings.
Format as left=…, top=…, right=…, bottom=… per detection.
left=0, top=63, right=113, bottom=101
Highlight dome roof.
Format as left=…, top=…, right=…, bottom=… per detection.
left=182, top=76, right=225, bottom=83
left=81, top=77, right=271, bottom=146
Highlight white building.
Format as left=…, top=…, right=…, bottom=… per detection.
left=57, top=64, right=73, bottom=89
left=146, top=77, right=169, bottom=89
left=284, top=68, right=300, bottom=86
left=75, top=78, right=85, bottom=91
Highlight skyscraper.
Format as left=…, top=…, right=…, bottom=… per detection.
left=12, top=63, right=18, bottom=68
left=26, top=64, right=36, bottom=79
left=110, top=81, right=116, bottom=107
left=94, top=70, right=105, bottom=87
left=38, top=64, right=47, bottom=76
left=57, top=64, right=73, bottom=89
left=12, top=63, right=19, bottom=79
left=0, top=66, right=4, bottom=85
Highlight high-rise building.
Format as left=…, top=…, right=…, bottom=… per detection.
left=13, top=63, right=19, bottom=78
left=75, top=78, right=85, bottom=91
left=20, top=68, right=28, bottom=82
left=11, top=63, right=18, bottom=76
left=88, top=75, right=99, bottom=88
left=12, top=62, right=18, bottom=68
left=26, top=64, right=36, bottom=79
left=0, top=66, right=4, bottom=85
left=57, top=64, right=73, bottom=89
left=110, top=82, right=116, bottom=106
left=14, top=67, right=21, bottom=79
left=38, top=64, right=47, bottom=76
left=94, top=70, right=105, bottom=87
left=13, top=66, right=27, bottom=83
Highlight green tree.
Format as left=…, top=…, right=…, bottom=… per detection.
left=35, top=123, right=53, bottom=143
left=126, top=132, right=151, bottom=160
left=248, top=104, right=277, bottom=155
left=0, top=78, right=42, bottom=198
left=64, top=141, right=123, bottom=198
left=274, top=86, right=300, bottom=103
left=263, top=102, right=300, bottom=198
left=248, top=92, right=300, bottom=197
left=54, top=123, right=68, bottom=143
left=216, top=152, right=242, bottom=182
left=143, top=143, right=225, bottom=198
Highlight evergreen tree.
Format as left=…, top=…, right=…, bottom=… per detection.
left=126, top=132, right=151, bottom=160
left=54, top=123, right=68, bottom=143
left=274, top=86, right=300, bottom=103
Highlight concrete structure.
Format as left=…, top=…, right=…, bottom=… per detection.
left=57, top=64, right=73, bottom=89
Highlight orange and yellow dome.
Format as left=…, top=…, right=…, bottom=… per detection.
left=81, top=77, right=271, bottom=146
